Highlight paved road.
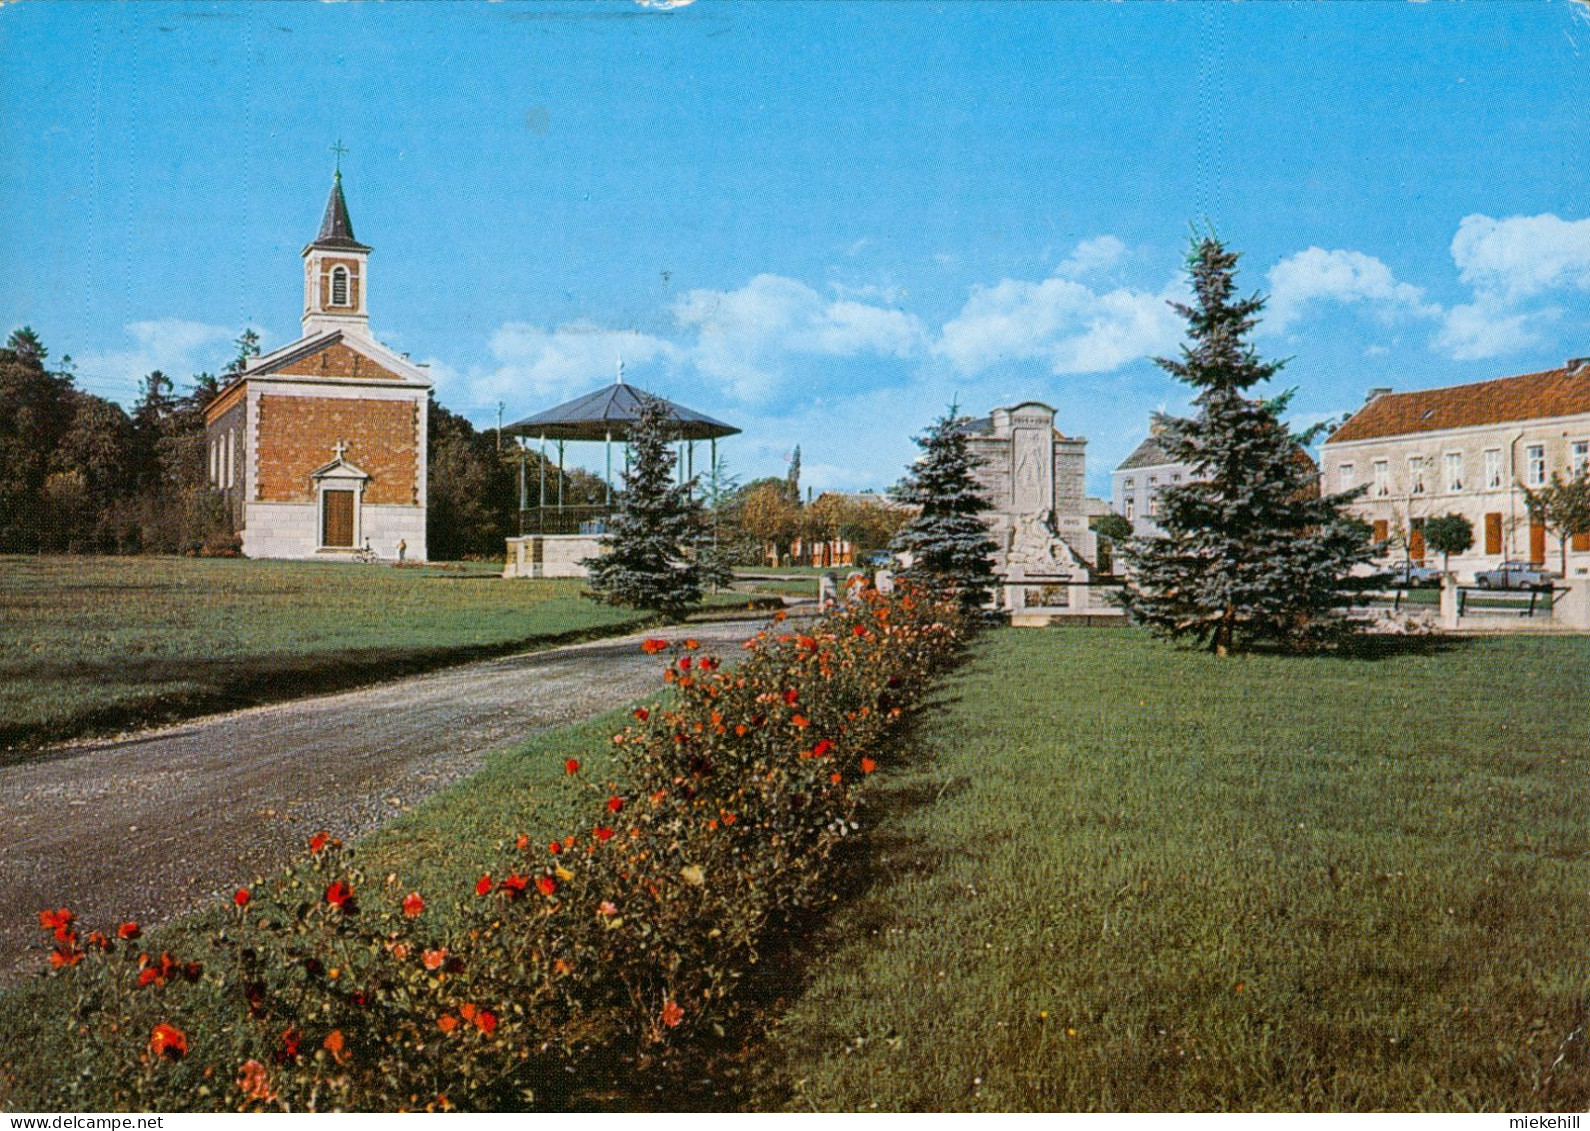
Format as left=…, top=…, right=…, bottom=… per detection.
left=0, top=618, right=771, bottom=979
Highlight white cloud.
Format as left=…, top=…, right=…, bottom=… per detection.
left=1264, top=247, right=1437, bottom=334
left=936, top=271, right=1182, bottom=376
left=458, top=321, right=679, bottom=408
left=1056, top=235, right=1126, bottom=279
left=75, top=319, right=238, bottom=390
left=1432, top=299, right=1558, bottom=361
left=672, top=273, right=926, bottom=403
left=1449, top=212, right=1590, bottom=301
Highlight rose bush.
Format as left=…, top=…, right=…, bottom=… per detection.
left=17, top=584, right=965, bottom=1111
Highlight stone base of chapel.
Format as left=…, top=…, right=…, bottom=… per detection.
left=240, top=502, right=427, bottom=562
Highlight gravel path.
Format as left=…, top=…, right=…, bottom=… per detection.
left=0, top=617, right=773, bottom=979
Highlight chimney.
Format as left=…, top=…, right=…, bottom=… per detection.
left=1365, top=387, right=1392, bottom=404
left=1567, top=357, right=1590, bottom=375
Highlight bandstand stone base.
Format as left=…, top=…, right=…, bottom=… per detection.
left=503, top=535, right=606, bottom=579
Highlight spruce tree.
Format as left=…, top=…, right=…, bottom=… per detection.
left=1121, top=236, right=1372, bottom=655
left=889, top=404, right=999, bottom=610
left=581, top=393, right=703, bottom=617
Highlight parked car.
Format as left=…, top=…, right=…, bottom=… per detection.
left=1384, top=562, right=1441, bottom=588
left=1472, top=560, right=1559, bottom=590
left=863, top=550, right=894, bottom=568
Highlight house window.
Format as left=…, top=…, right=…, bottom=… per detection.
left=1373, top=460, right=1390, bottom=497
left=1408, top=456, right=1426, bottom=495
left=1147, top=490, right=1159, bottom=518
left=331, top=266, right=349, bottom=307
left=1123, top=478, right=1134, bottom=491
left=1124, top=496, right=1135, bottom=521
left=1170, top=473, right=1182, bottom=483
left=1337, top=463, right=1355, bottom=491
left=1572, top=440, right=1589, bottom=478
left=1444, top=452, right=1463, bottom=493
left=1484, top=448, right=1502, bottom=490
left=1372, top=518, right=1389, bottom=546
left=1526, top=444, right=1546, bottom=487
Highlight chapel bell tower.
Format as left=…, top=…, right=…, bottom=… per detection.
left=302, top=169, right=372, bottom=337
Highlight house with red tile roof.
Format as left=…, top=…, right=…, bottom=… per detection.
left=1321, top=359, right=1590, bottom=579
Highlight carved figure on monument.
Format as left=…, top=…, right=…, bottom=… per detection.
left=1006, top=510, right=1071, bottom=576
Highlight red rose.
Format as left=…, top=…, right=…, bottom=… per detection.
left=606, top=795, right=625, bottom=813
left=117, top=921, right=141, bottom=941
left=535, top=875, right=557, bottom=897
left=324, top=881, right=354, bottom=911
left=402, top=892, right=425, bottom=918
left=594, top=826, right=615, bottom=842
left=149, top=1022, right=187, bottom=1061
left=475, top=1009, right=498, bottom=1034
left=634, top=707, right=649, bottom=722
left=861, top=757, right=877, bottom=774
left=309, top=831, right=330, bottom=855
left=475, top=874, right=492, bottom=896
left=564, top=758, right=581, bottom=775
left=660, top=1000, right=684, bottom=1028
left=233, top=888, right=251, bottom=908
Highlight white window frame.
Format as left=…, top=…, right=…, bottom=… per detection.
left=1373, top=460, right=1390, bottom=497
left=1526, top=444, right=1547, bottom=488
left=1572, top=440, right=1589, bottom=478
left=1408, top=456, right=1426, bottom=495
left=1484, top=448, right=1502, bottom=490
left=1337, top=463, right=1355, bottom=492
left=1124, top=495, right=1135, bottom=521
left=1444, top=452, right=1463, bottom=494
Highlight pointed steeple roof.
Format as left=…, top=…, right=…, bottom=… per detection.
left=307, top=172, right=371, bottom=253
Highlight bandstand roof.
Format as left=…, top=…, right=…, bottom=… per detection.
left=503, top=380, right=740, bottom=442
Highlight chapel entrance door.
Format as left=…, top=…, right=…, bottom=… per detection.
left=323, top=490, right=355, bottom=548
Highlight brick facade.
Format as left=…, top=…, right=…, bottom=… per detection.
left=274, top=341, right=400, bottom=382
left=255, top=394, right=420, bottom=505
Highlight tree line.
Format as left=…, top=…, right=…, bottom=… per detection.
left=0, top=325, right=907, bottom=563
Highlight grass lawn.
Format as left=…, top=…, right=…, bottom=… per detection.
left=0, top=555, right=750, bottom=754
left=751, top=628, right=1590, bottom=1111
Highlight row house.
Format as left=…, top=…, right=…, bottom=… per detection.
left=1320, top=358, right=1590, bottom=578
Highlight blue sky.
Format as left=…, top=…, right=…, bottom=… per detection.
left=3, top=1, right=1589, bottom=495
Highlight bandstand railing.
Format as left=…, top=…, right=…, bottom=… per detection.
left=517, top=506, right=616, bottom=536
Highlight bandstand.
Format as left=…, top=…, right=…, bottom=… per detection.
left=499, top=371, right=739, bottom=578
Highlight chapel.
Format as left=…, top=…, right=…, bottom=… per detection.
left=204, top=171, right=431, bottom=560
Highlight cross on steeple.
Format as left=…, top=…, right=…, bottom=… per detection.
left=333, top=440, right=348, bottom=461
left=330, top=139, right=349, bottom=176
left=616, top=354, right=626, bottom=385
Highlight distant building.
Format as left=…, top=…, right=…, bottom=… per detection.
left=1111, top=430, right=1192, bottom=537
left=204, top=172, right=432, bottom=561
left=1321, top=359, right=1590, bottom=578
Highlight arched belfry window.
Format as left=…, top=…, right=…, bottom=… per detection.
left=331, top=266, right=350, bottom=307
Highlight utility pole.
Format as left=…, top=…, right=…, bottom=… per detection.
left=496, top=402, right=504, bottom=453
